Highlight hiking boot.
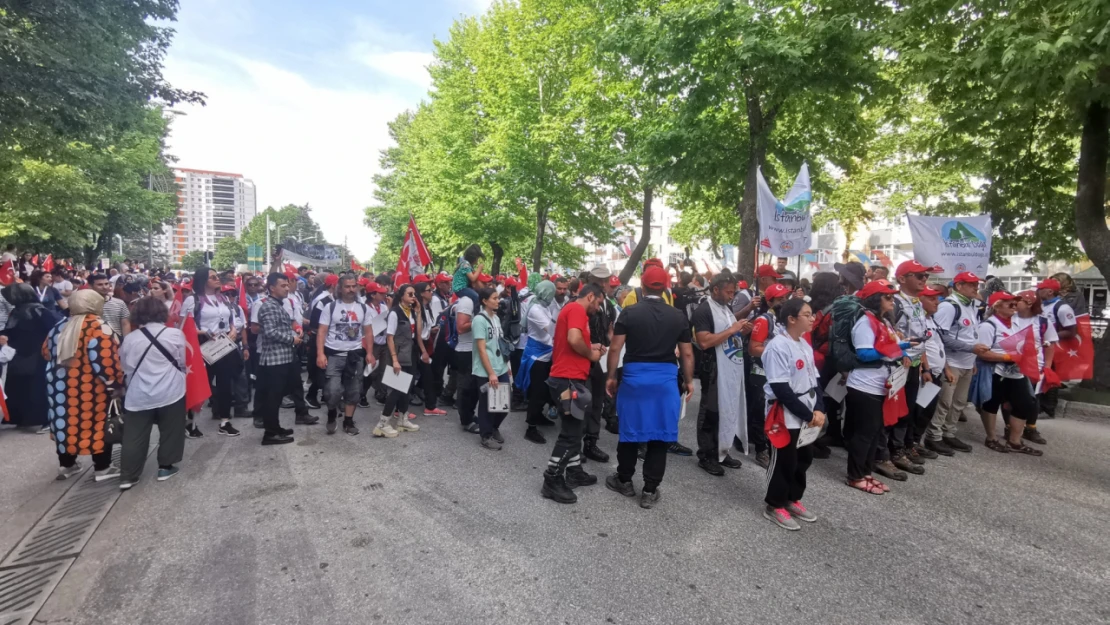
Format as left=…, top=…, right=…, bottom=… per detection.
left=721, top=455, right=742, bottom=469
left=639, top=488, right=661, bottom=509
left=605, top=473, right=636, bottom=497
left=668, top=442, right=693, bottom=456
left=524, top=426, right=546, bottom=444
left=906, top=447, right=926, bottom=465
left=1023, top=427, right=1047, bottom=445
left=925, top=438, right=955, bottom=457
left=765, top=506, right=801, bottom=530
left=583, top=440, right=609, bottom=463
left=541, top=472, right=576, bottom=504
left=480, top=436, right=502, bottom=450
left=943, top=436, right=972, bottom=453
left=372, top=421, right=398, bottom=438
left=295, top=414, right=320, bottom=426
left=604, top=419, right=619, bottom=434
left=698, top=457, right=725, bottom=476
left=874, top=460, right=908, bottom=481
left=892, top=452, right=924, bottom=475
left=913, top=443, right=939, bottom=460
left=755, top=449, right=771, bottom=469
left=786, top=501, right=817, bottom=523
left=565, top=466, right=598, bottom=489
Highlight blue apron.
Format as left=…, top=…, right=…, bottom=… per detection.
left=617, top=362, right=681, bottom=443
left=514, top=337, right=553, bottom=393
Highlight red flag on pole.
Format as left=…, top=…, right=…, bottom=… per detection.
left=514, top=257, right=528, bottom=287
left=0, top=260, right=15, bottom=286
left=181, top=315, right=212, bottom=412
left=350, top=259, right=365, bottom=273
left=1054, top=313, right=1094, bottom=380
left=31, top=254, right=39, bottom=266
left=395, top=215, right=433, bottom=290
left=236, top=274, right=248, bottom=317
left=42, top=254, right=54, bottom=272
left=999, top=324, right=1041, bottom=382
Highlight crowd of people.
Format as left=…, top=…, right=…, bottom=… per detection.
left=0, top=246, right=1086, bottom=530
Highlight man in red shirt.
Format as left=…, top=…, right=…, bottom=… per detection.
left=541, top=283, right=606, bottom=504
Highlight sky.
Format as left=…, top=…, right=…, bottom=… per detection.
left=162, top=0, right=492, bottom=260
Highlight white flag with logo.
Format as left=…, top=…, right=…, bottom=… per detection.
left=758, top=163, right=813, bottom=257
left=906, top=214, right=992, bottom=277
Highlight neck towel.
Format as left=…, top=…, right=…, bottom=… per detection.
left=708, top=297, right=747, bottom=459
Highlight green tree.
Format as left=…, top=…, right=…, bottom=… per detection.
left=211, top=237, right=246, bottom=271
left=178, top=250, right=207, bottom=272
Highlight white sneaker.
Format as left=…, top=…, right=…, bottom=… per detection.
left=373, top=422, right=399, bottom=438
left=397, top=418, right=420, bottom=432
left=57, top=464, right=82, bottom=480
left=94, top=466, right=121, bottom=482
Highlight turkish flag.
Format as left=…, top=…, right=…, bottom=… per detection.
left=181, top=315, right=212, bottom=412
left=883, top=388, right=907, bottom=426
left=999, top=324, right=1041, bottom=382
left=1054, top=313, right=1094, bottom=380
left=0, top=384, right=9, bottom=423
left=236, top=274, right=248, bottom=318
left=350, top=259, right=365, bottom=273
left=0, top=260, right=15, bottom=286
left=42, top=254, right=54, bottom=272
left=394, top=215, right=433, bottom=290
left=31, top=254, right=39, bottom=266
left=514, top=257, right=528, bottom=287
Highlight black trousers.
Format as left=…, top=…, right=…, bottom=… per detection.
left=765, top=429, right=813, bottom=508
left=697, top=408, right=720, bottom=461
left=617, top=440, right=668, bottom=492
left=121, top=397, right=186, bottom=482
left=548, top=413, right=584, bottom=474
left=912, top=374, right=937, bottom=443
left=1040, top=386, right=1059, bottom=418
left=455, top=350, right=478, bottom=426
left=58, top=446, right=114, bottom=471
left=884, top=364, right=920, bottom=456
left=382, top=365, right=414, bottom=417
left=416, top=356, right=437, bottom=411
left=526, top=359, right=553, bottom=426
left=585, top=361, right=606, bottom=441
left=844, top=387, right=885, bottom=481
left=745, top=372, right=768, bottom=453
left=431, top=339, right=452, bottom=402
left=510, top=348, right=524, bottom=400
left=475, top=373, right=511, bottom=437
left=207, top=350, right=243, bottom=420
left=305, top=333, right=323, bottom=399
left=257, top=361, right=302, bottom=435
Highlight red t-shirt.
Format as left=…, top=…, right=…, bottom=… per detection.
left=550, top=302, right=592, bottom=380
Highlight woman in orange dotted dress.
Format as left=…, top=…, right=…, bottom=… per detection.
left=42, top=289, right=125, bottom=481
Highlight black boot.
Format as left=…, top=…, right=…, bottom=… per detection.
left=565, top=465, right=598, bottom=488
left=604, top=418, right=619, bottom=434
left=811, top=440, right=831, bottom=459
left=582, top=439, right=609, bottom=463
left=541, top=470, right=576, bottom=504
left=524, top=426, right=546, bottom=444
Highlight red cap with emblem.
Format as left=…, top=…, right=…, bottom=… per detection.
left=857, top=279, right=899, bottom=299
left=764, top=283, right=792, bottom=300
left=895, top=260, right=930, bottom=278
left=757, top=264, right=782, bottom=279
left=953, top=271, right=981, bottom=284
left=988, top=291, right=1018, bottom=307
left=1036, top=278, right=1061, bottom=292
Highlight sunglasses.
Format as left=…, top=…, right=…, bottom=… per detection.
left=881, top=294, right=895, bottom=301
left=906, top=272, right=929, bottom=280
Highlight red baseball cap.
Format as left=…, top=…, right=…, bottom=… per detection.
left=764, top=402, right=791, bottom=450
left=324, top=274, right=339, bottom=287
left=608, top=275, right=621, bottom=288
left=641, top=266, right=670, bottom=289
left=366, top=282, right=387, bottom=294
left=919, top=286, right=943, bottom=297
left=988, top=291, right=1018, bottom=307
left=412, top=274, right=432, bottom=284
left=757, top=264, right=782, bottom=279
left=737, top=280, right=749, bottom=290
left=220, top=283, right=237, bottom=293
left=895, top=260, right=931, bottom=278
left=435, top=272, right=452, bottom=284
left=643, top=258, right=664, bottom=270
left=1016, top=290, right=1037, bottom=303
left=764, top=283, right=792, bottom=300
left=1036, top=278, right=1061, bottom=291
left=503, top=277, right=519, bottom=289
left=477, top=273, right=493, bottom=283
left=857, top=279, right=899, bottom=299
left=953, top=271, right=981, bottom=284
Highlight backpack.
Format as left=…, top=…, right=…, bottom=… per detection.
left=308, top=295, right=334, bottom=333
left=828, top=295, right=883, bottom=374
left=436, top=303, right=460, bottom=349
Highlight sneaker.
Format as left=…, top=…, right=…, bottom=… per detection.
left=373, top=423, right=399, bottom=438
left=358, top=397, right=371, bottom=408
left=185, top=424, right=204, bottom=439
left=56, top=464, right=83, bottom=480
left=463, top=422, right=480, bottom=434
left=668, top=442, right=693, bottom=456
left=491, top=429, right=504, bottom=444
left=639, top=488, right=661, bottom=509
left=94, top=466, right=121, bottom=482
left=37, top=425, right=51, bottom=435
left=698, top=457, right=725, bottom=476
left=914, top=443, right=939, bottom=459
left=892, top=452, right=924, bottom=475
left=119, top=481, right=136, bottom=491
left=924, top=438, right=955, bottom=457
left=786, top=501, right=817, bottom=523
left=943, top=436, right=972, bottom=453
left=755, top=449, right=771, bottom=469
left=408, top=394, right=423, bottom=406
left=874, top=460, right=907, bottom=481
left=281, top=427, right=294, bottom=437
left=281, top=398, right=295, bottom=409
left=565, top=466, right=598, bottom=488
left=583, top=440, right=609, bottom=463
left=424, top=408, right=447, bottom=416
left=481, top=436, right=502, bottom=450
left=253, top=418, right=264, bottom=429
left=605, top=472, right=636, bottom=497
left=396, top=418, right=419, bottom=432
left=218, top=422, right=241, bottom=437
left=343, top=418, right=359, bottom=435
left=523, top=426, right=546, bottom=444
left=1022, top=427, right=1047, bottom=445
left=765, top=505, right=801, bottom=530
left=721, top=455, right=743, bottom=469
left=305, top=394, right=322, bottom=409
left=295, top=414, right=320, bottom=425
left=326, top=419, right=338, bottom=434
left=261, top=433, right=294, bottom=446
left=541, top=472, right=577, bottom=504
left=157, top=466, right=180, bottom=482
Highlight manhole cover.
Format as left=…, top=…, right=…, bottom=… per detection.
left=0, top=558, right=74, bottom=625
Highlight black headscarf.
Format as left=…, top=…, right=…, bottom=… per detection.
left=2, top=283, right=45, bottom=330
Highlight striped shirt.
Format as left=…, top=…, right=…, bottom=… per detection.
left=101, top=297, right=130, bottom=336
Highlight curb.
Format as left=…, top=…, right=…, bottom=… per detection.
left=1059, top=399, right=1110, bottom=420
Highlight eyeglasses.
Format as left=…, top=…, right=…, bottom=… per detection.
left=907, top=273, right=929, bottom=280
left=796, top=312, right=815, bottom=319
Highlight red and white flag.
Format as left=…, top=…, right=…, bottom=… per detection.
left=394, top=215, right=433, bottom=290
left=514, top=257, right=528, bottom=287
left=42, top=254, right=54, bottom=272
left=1054, top=313, right=1094, bottom=381
left=998, top=324, right=1041, bottom=382
left=0, top=259, right=15, bottom=286
left=0, top=384, right=10, bottom=423
left=181, top=315, right=212, bottom=412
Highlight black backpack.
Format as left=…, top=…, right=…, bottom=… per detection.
left=828, top=295, right=882, bottom=373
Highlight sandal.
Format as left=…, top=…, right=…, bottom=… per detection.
left=984, top=438, right=1010, bottom=453
left=1007, top=442, right=1043, bottom=456
left=847, top=478, right=884, bottom=495
left=865, top=475, right=890, bottom=493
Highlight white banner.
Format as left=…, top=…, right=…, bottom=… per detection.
left=758, top=163, right=813, bottom=257
left=906, top=214, right=991, bottom=277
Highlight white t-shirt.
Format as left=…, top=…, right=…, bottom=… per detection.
left=455, top=297, right=475, bottom=353
left=525, top=300, right=555, bottom=362
left=548, top=299, right=566, bottom=319
left=1043, top=299, right=1077, bottom=330
left=367, top=301, right=388, bottom=345
left=182, top=295, right=233, bottom=336
left=430, top=292, right=449, bottom=321
left=977, top=317, right=1023, bottom=379
left=57, top=280, right=73, bottom=295
left=762, top=334, right=819, bottom=429
left=933, top=297, right=979, bottom=369
left=1013, top=314, right=1057, bottom=371
left=923, top=317, right=946, bottom=376
left=846, top=313, right=899, bottom=396
left=321, top=300, right=371, bottom=352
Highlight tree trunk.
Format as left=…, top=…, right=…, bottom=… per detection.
left=1075, top=101, right=1110, bottom=293
left=489, top=241, right=504, bottom=276
left=618, top=186, right=653, bottom=284
left=531, top=200, right=548, bottom=272
left=737, top=90, right=772, bottom=283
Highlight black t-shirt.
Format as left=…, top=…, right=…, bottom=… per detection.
left=691, top=300, right=718, bottom=369
left=614, top=297, right=691, bottom=364
left=588, top=298, right=614, bottom=347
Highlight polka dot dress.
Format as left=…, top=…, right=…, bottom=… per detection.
left=42, top=317, right=124, bottom=456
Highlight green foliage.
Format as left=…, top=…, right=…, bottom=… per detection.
left=178, top=250, right=207, bottom=272
left=241, top=204, right=324, bottom=251
left=211, top=237, right=246, bottom=271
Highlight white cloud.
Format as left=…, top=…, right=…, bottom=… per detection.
left=162, top=52, right=410, bottom=261
left=353, top=48, right=434, bottom=89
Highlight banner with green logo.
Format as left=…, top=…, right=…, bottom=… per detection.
left=906, top=214, right=992, bottom=277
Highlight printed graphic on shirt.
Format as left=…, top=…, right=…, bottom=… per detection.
left=722, top=333, right=745, bottom=363
left=328, top=303, right=366, bottom=345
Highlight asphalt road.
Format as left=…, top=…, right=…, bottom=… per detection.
left=1, top=392, right=1108, bottom=625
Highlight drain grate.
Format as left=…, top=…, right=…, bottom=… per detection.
left=0, top=558, right=74, bottom=625
left=0, top=473, right=121, bottom=569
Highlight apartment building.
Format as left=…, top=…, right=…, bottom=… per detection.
left=162, top=168, right=257, bottom=263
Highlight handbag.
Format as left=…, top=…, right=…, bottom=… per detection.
left=200, top=335, right=237, bottom=365
left=104, top=399, right=124, bottom=445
